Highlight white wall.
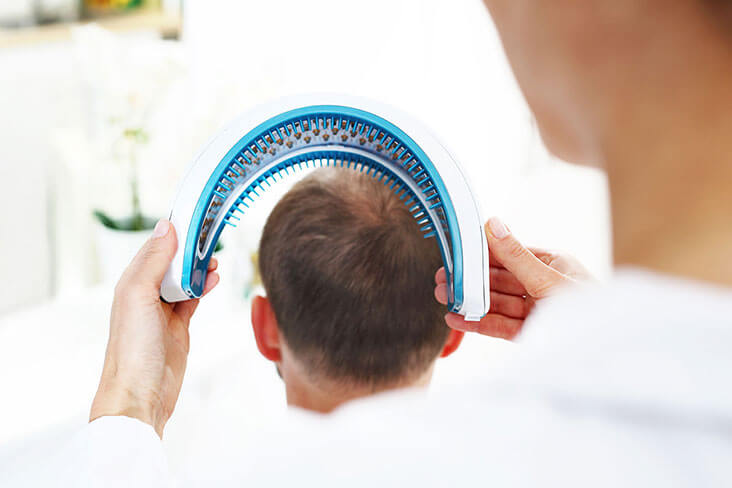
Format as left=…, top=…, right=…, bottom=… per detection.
left=180, top=0, right=611, bottom=274
left=0, top=43, right=85, bottom=314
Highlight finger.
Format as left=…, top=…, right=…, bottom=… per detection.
left=489, top=250, right=506, bottom=269
left=527, top=247, right=553, bottom=258
left=435, top=267, right=447, bottom=285
left=489, top=292, right=531, bottom=319
left=208, top=257, right=218, bottom=272
left=434, top=283, right=448, bottom=305
left=444, top=312, right=523, bottom=340
left=533, top=251, right=593, bottom=281
left=490, top=267, right=527, bottom=296
left=173, top=272, right=219, bottom=324
left=484, top=217, right=567, bottom=298
left=202, top=271, right=220, bottom=296
left=528, top=248, right=564, bottom=269
left=174, top=299, right=199, bottom=325
left=120, top=219, right=177, bottom=293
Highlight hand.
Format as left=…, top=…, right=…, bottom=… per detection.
left=90, top=220, right=219, bottom=438
left=434, top=217, right=591, bottom=340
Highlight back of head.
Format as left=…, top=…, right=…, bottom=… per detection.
left=259, top=167, right=447, bottom=388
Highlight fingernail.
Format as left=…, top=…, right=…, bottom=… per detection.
left=153, top=219, right=170, bottom=238
left=487, top=217, right=510, bottom=239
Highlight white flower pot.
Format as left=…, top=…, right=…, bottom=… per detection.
left=94, top=222, right=152, bottom=285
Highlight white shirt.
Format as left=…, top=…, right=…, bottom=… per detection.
left=35, top=269, right=732, bottom=486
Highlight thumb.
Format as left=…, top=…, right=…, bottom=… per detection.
left=485, top=217, right=568, bottom=298
left=120, top=219, right=178, bottom=292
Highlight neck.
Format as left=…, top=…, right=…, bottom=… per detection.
left=284, top=367, right=433, bottom=414
left=604, top=68, right=732, bottom=287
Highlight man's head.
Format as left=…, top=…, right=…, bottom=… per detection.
left=252, top=168, right=463, bottom=412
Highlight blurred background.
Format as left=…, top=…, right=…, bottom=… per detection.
left=0, top=0, right=611, bottom=476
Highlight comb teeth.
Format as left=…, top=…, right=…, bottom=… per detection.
left=198, top=112, right=453, bottom=254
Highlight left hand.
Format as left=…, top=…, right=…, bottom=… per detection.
left=434, top=217, right=591, bottom=340
left=89, top=219, right=219, bottom=438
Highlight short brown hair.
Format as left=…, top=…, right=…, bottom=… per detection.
left=259, top=167, right=448, bottom=387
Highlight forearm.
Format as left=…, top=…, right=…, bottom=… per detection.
left=90, top=376, right=166, bottom=438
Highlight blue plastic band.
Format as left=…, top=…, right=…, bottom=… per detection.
left=182, top=105, right=464, bottom=311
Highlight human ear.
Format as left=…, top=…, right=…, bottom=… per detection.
left=439, top=329, right=465, bottom=358
left=251, top=295, right=282, bottom=362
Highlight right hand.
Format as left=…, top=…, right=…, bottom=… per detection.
left=90, top=220, right=219, bottom=437
left=434, top=217, right=591, bottom=340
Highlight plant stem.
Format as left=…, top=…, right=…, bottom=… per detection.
left=130, top=149, right=143, bottom=231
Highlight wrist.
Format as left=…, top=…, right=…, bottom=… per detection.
left=90, top=377, right=166, bottom=438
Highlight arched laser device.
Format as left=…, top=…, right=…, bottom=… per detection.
left=161, top=97, right=490, bottom=321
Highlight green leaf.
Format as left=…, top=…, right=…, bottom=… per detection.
left=123, top=128, right=149, bottom=144
left=93, top=210, right=158, bottom=231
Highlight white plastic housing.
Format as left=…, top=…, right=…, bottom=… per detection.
left=160, top=95, right=490, bottom=320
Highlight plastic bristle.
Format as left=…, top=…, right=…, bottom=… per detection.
left=199, top=111, right=453, bottom=262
